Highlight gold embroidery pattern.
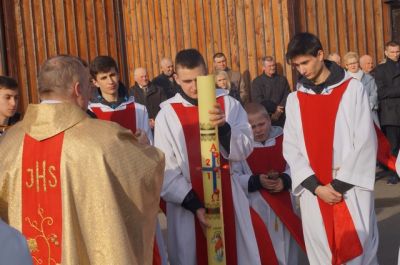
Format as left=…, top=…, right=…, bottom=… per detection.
left=25, top=205, right=60, bottom=265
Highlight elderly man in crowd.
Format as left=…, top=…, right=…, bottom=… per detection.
left=327, top=52, right=341, bottom=66
left=360, top=54, right=375, bottom=74
left=152, top=57, right=179, bottom=99
left=130, top=67, right=167, bottom=128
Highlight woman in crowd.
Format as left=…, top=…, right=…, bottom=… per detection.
left=215, top=70, right=242, bottom=103
left=343, top=52, right=379, bottom=125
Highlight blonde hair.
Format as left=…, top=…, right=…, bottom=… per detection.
left=343, top=52, right=359, bottom=65
left=215, top=70, right=231, bottom=90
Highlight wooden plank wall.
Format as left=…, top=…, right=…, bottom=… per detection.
left=1, top=0, right=394, bottom=112
left=0, top=2, right=6, bottom=75
left=294, top=0, right=392, bottom=67
left=1, top=0, right=122, bottom=110
left=121, top=0, right=295, bottom=89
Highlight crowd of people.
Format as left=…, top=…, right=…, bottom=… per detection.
left=0, top=32, right=397, bottom=264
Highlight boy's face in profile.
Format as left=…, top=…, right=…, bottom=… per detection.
left=248, top=111, right=271, bottom=142
left=92, top=67, right=119, bottom=97
left=175, top=65, right=206, bottom=99
left=0, top=87, right=18, bottom=121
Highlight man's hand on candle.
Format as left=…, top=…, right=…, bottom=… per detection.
left=196, top=208, right=211, bottom=236
left=209, top=103, right=226, bottom=127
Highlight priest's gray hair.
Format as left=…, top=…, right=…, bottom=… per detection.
left=38, top=55, right=87, bottom=96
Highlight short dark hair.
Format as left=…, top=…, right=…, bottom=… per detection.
left=0, top=76, right=18, bottom=91
left=90, top=56, right=119, bottom=79
left=175, top=49, right=207, bottom=71
left=385, top=41, right=400, bottom=49
left=213, top=52, right=226, bottom=61
left=286, top=32, right=323, bottom=63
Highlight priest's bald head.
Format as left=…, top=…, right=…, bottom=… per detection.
left=38, top=55, right=91, bottom=110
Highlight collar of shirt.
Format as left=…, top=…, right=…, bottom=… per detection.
left=40, top=99, right=63, bottom=104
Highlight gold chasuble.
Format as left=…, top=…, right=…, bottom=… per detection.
left=0, top=103, right=165, bottom=265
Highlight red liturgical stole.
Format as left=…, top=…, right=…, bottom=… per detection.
left=22, top=132, right=65, bottom=264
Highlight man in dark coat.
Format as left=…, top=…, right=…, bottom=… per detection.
left=130, top=67, right=167, bottom=129
left=375, top=41, right=400, bottom=184
left=251, top=56, right=290, bottom=127
left=152, top=57, right=179, bottom=99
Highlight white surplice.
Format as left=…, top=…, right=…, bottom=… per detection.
left=283, top=74, right=379, bottom=265
left=231, top=126, right=299, bottom=265
left=154, top=89, right=257, bottom=265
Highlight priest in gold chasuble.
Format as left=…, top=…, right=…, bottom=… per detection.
left=0, top=55, right=165, bottom=265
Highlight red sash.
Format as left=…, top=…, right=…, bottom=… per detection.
left=91, top=102, right=137, bottom=134
left=171, top=97, right=238, bottom=265
left=375, top=124, right=397, bottom=171
left=297, top=79, right=363, bottom=265
left=152, top=241, right=161, bottom=265
left=22, top=133, right=65, bottom=264
left=246, top=135, right=306, bottom=259
left=249, top=206, right=279, bottom=265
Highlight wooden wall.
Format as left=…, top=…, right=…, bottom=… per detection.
left=0, top=0, right=394, bottom=112
left=0, top=2, right=6, bottom=75
left=1, top=0, right=123, bottom=110
left=121, top=0, right=295, bottom=89
left=294, top=0, right=392, bottom=66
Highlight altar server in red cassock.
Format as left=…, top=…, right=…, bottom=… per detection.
left=88, top=55, right=167, bottom=265
left=283, top=33, right=379, bottom=265
left=231, top=102, right=305, bottom=265
left=88, top=56, right=152, bottom=144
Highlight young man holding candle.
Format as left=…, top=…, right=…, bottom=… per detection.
left=154, top=49, right=257, bottom=265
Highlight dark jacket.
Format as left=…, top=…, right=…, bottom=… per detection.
left=152, top=73, right=179, bottom=99
left=251, top=73, right=290, bottom=105
left=0, top=113, right=21, bottom=136
left=251, top=73, right=290, bottom=126
left=129, top=82, right=167, bottom=119
left=375, top=58, right=400, bottom=126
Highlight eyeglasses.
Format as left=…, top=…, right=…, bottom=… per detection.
left=346, top=62, right=358, bottom=66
